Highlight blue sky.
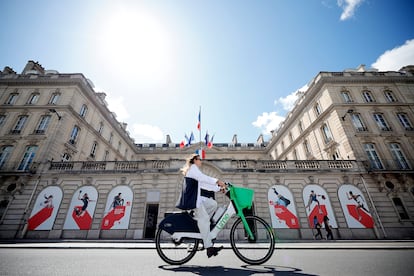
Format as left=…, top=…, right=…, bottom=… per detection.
left=1, top=0, right=413, bottom=144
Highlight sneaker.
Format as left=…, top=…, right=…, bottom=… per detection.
left=206, top=246, right=223, bottom=258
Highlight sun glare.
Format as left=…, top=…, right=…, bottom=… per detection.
left=98, top=9, right=172, bottom=81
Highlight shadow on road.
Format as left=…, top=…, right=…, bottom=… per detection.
left=159, top=264, right=316, bottom=275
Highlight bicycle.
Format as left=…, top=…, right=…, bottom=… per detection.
left=155, top=182, right=275, bottom=265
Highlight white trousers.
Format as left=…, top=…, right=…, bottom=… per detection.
left=194, top=197, right=217, bottom=248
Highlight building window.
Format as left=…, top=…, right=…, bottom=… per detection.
left=17, top=145, right=38, bottom=171
left=69, top=125, right=80, bottom=145
left=341, top=91, right=353, bottom=103
left=0, top=199, right=9, bottom=219
left=392, top=197, right=409, bottom=220
left=27, top=93, right=39, bottom=105
left=373, top=113, right=391, bottom=131
left=303, top=140, right=311, bottom=155
left=98, top=122, right=104, bottom=134
left=48, top=92, right=60, bottom=104
left=90, top=142, right=98, bottom=158
left=351, top=113, right=368, bottom=132
left=80, top=104, right=88, bottom=118
left=62, top=153, right=71, bottom=162
left=389, top=143, right=410, bottom=170
left=321, top=123, right=333, bottom=143
left=11, top=115, right=28, bottom=134
left=298, top=121, right=303, bottom=133
left=103, top=150, right=109, bottom=161
left=363, top=143, right=384, bottom=170
left=0, top=145, right=13, bottom=169
left=397, top=113, right=414, bottom=131
left=5, top=93, right=18, bottom=105
left=293, top=149, right=298, bottom=160
left=109, top=133, right=113, bottom=144
left=362, top=90, right=375, bottom=102
left=35, top=115, right=51, bottom=134
left=384, top=90, right=397, bottom=102
left=0, top=115, right=6, bottom=127
left=289, top=132, right=293, bottom=143
left=314, top=103, right=322, bottom=116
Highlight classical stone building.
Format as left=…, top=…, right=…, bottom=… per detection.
left=0, top=61, right=413, bottom=241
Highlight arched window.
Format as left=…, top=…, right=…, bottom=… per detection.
left=362, top=90, right=375, bottom=102
left=321, top=123, right=333, bottom=143
left=341, top=90, right=353, bottom=103
left=5, top=93, right=19, bottom=105
left=35, top=115, right=51, bottom=134
left=389, top=143, right=410, bottom=170
left=48, top=92, right=60, bottom=104
left=0, top=146, right=14, bottom=169
left=80, top=104, right=88, bottom=118
left=17, top=145, right=38, bottom=171
left=69, top=125, right=80, bottom=145
left=11, top=115, right=28, bottom=134
left=27, top=92, right=40, bottom=104
left=363, top=143, right=384, bottom=170
left=384, top=90, right=397, bottom=102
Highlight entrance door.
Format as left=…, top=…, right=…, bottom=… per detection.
left=144, top=204, right=159, bottom=239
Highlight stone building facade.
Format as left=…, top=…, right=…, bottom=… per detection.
left=0, top=61, right=413, bottom=241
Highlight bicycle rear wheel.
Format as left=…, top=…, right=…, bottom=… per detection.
left=230, top=215, right=275, bottom=265
left=155, top=228, right=199, bottom=265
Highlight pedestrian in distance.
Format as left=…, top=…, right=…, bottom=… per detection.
left=313, top=215, right=323, bottom=240
left=323, top=215, right=334, bottom=240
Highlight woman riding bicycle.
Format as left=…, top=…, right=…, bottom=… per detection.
left=178, top=154, right=226, bottom=258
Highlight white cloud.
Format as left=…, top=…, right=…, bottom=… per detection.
left=337, top=0, right=364, bottom=21
left=254, top=84, right=309, bottom=137
left=252, top=112, right=285, bottom=136
left=274, top=84, right=309, bottom=112
left=371, top=39, right=414, bottom=71
left=131, top=123, right=165, bottom=143
left=105, top=95, right=129, bottom=122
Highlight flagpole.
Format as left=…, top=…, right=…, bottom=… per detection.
left=199, top=106, right=202, bottom=158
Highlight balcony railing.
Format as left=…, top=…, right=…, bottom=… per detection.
left=45, top=159, right=362, bottom=174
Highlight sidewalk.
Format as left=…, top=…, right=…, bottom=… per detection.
left=1, top=240, right=413, bottom=249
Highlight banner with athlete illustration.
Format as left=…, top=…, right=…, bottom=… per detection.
left=101, top=185, right=133, bottom=230
left=338, top=184, right=374, bottom=228
left=63, top=186, right=98, bottom=230
left=302, top=185, right=337, bottom=228
left=268, top=185, right=299, bottom=229
left=27, top=186, right=63, bottom=230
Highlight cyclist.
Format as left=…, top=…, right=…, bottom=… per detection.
left=179, top=154, right=226, bottom=258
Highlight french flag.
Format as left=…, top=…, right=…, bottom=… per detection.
left=196, top=149, right=206, bottom=159
left=197, top=110, right=201, bottom=131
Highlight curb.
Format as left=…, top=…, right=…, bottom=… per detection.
left=1, top=240, right=413, bottom=250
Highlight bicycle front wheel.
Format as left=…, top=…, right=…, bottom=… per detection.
left=155, top=228, right=199, bottom=265
left=230, top=215, right=275, bottom=265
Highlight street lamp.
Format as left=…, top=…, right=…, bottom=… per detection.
left=49, top=109, right=62, bottom=120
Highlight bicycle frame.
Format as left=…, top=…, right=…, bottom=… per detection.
left=171, top=184, right=255, bottom=243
